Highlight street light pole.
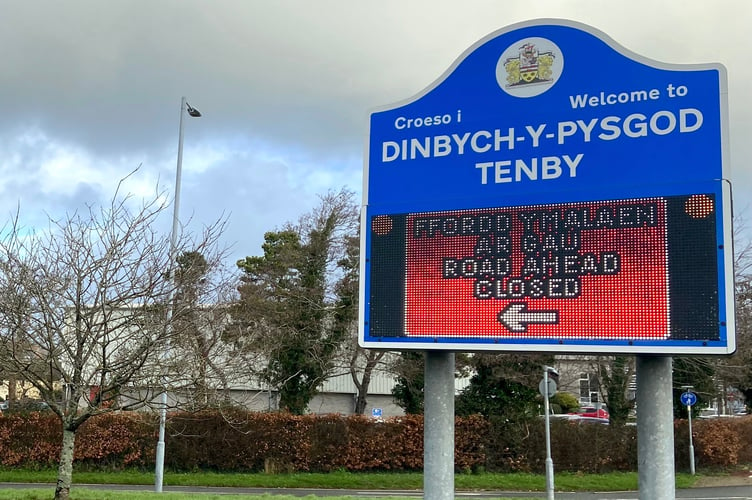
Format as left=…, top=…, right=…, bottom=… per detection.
left=155, top=96, right=201, bottom=493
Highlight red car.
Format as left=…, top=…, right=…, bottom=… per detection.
left=572, top=406, right=610, bottom=419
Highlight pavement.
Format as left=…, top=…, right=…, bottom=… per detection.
left=2, top=479, right=752, bottom=499
left=693, top=467, right=752, bottom=487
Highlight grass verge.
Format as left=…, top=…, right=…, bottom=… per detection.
left=0, top=469, right=698, bottom=492
left=0, top=490, right=425, bottom=500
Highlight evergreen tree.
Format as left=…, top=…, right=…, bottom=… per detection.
left=391, top=352, right=425, bottom=414
left=456, top=353, right=552, bottom=419
left=231, top=190, right=357, bottom=414
left=596, top=355, right=635, bottom=426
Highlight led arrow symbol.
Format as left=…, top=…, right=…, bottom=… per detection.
left=498, top=302, right=560, bottom=333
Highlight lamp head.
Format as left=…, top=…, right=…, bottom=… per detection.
left=186, top=103, right=202, bottom=117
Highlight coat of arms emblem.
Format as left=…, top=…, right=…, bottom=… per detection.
left=504, top=43, right=555, bottom=87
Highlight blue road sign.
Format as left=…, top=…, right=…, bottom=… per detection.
left=681, top=391, right=698, bottom=407
left=372, top=407, right=383, bottom=418
left=359, top=19, right=734, bottom=355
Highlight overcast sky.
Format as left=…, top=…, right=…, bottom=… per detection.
left=0, top=1, right=749, bottom=264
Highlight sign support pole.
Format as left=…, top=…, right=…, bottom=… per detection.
left=543, top=368, right=555, bottom=500
left=424, top=351, right=455, bottom=500
left=680, top=385, right=697, bottom=475
left=688, top=402, right=695, bottom=475
left=636, top=355, right=675, bottom=500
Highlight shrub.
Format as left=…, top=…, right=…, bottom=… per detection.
left=0, top=410, right=748, bottom=473
left=692, top=418, right=742, bottom=467
left=0, top=412, right=60, bottom=467
left=551, top=392, right=580, bottom=414
left=736, top=415, right=752, bottom=464
left=76, top=413, right=155, bottom=469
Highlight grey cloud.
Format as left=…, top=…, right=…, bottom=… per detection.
left=0, top=0, right=748, bottom=256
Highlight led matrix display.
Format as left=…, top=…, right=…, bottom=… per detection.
left=368, top=194, right=719, bottom=344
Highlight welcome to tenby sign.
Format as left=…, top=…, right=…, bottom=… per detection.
left=359, top=19, right=734, bottom=355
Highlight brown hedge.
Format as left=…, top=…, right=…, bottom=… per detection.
left=0, top=412, right=155, bottom=469
left=0, top=411, right=748, bottom=473
left=674, top=417, right=749, bottom=470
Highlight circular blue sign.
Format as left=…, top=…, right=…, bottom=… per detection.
left=680, top=391, right=697, bottom=406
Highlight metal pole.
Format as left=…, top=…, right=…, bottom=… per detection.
left=155, top=96, right=192, bottom=493
left=543, top=369, right=554, bottom=500
left=154, top=390, right=168, bottom=492
left=170, top=96, right=187, bottom=252
left=688, top=402, right=695, bottom=475
left=424, top=351, right=455, bottom=500
left=636, top=355, right=675, bottom=500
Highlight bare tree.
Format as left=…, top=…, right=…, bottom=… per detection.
left=594, top=355, right=635, bottom=425
left=0, top=181, right=226, bottom=500
left=712, top=213, right=752, bottom=409
left=167, top=250, right=242, bottom=409
left=331, top=325, right=388, bottom=415
left=325, top=229, right=390, bottom=415
left=668, top=213, right=752, bottom=416
left=349, top=345, right=387, bottom=415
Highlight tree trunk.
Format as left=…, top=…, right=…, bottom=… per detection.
left=352, top=351, right=385, bottom=415
left=354, top=384, right=368, bottom=415
left=7, top=377, right=16, bottom=401
left=54, top=427, right=76, bottom=500
left=354, top=365, right=374, bottom=415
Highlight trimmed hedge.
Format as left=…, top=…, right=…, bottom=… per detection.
left=0, top=410, right=748, bottom=473
left=0, top=412, right=155, bottom=469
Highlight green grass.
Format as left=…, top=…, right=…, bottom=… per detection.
left=0, top=491, right=425, bottom=500
left=0, top=469, right=698, bottom=492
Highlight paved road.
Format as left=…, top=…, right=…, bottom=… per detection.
left=1, top=483, right=751, bottom=499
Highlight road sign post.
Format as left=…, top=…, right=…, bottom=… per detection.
left=681, top=386, right=698, bottom=475
left=424, top=352, right=454, bottom=500
left=637, top=356, right=675, bottom=499
left=542, top=366, right=558, bottom=500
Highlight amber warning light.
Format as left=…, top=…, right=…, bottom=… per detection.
left=366, top=194, right=720, bottom=347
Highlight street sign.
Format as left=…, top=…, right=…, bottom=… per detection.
left=359, top=19, right=734, bottom=354
left=539, top=378, right=557, bottom=399
left=372, top=407, right=383, bottom=418
left=681, top=391, right=698, bottom=407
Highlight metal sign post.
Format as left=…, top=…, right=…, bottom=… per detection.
left=637, top=356, right=675, bottom=499
left=541, top=366, right=558, bottom=500
left=681, top=386, right=698, bottom=475
left=424, top=352, right=455, bottom=500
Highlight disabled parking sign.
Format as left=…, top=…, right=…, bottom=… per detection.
left=359, top=19, right=734, bottom=355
